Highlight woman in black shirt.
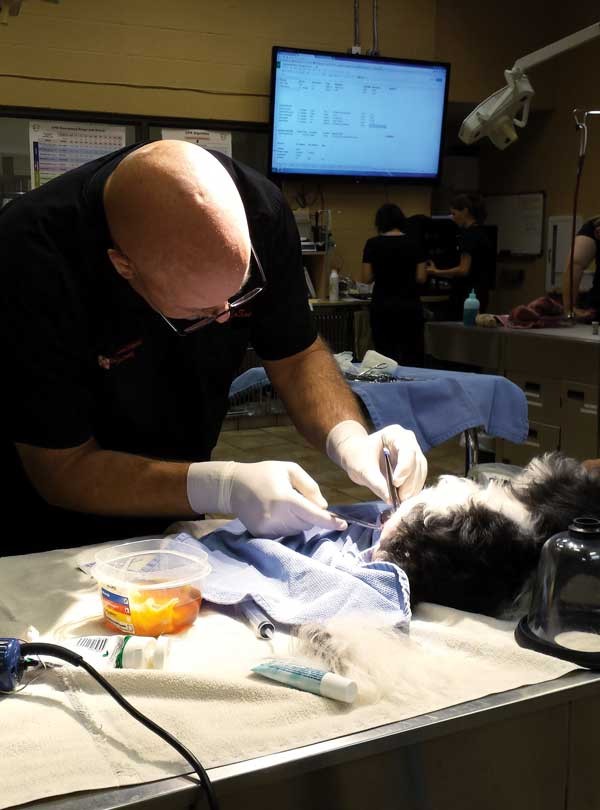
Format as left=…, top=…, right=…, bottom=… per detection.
left=429, top=193, right=494, bottom=318
left=362, top=203, right=428, bottom=366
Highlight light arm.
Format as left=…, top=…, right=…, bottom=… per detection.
left=513, top=22, right=600, bottom=73
left=459, top=22, right=600, bottom=150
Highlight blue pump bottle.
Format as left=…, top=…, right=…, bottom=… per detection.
left=463, top=289, right=480, bottom=326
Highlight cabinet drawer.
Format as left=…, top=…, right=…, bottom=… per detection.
left=560, top=382, right=598, bottom=460
left=506, top=373, right=561, bottom=425
left=425, top=324, right=502, bottom=372
left=497, top=421, right=560, bottom=467
left=503, top=332, right=600, bottom=384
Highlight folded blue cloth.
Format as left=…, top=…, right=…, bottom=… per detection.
left=229, top=366, right=528, bottom=453
left=229, top=367, right=270, bottom=398
left=180, top=503, right=410, bottom=628
left=350, top=366, right=528, bottom=452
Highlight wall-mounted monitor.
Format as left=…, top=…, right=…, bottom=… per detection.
left=269, top=46, right=450, bottom=182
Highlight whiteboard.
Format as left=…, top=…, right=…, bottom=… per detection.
left=484, top=192, right=544, bottom=256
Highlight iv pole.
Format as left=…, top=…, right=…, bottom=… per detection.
left=567, top=109, right=600, bottom=319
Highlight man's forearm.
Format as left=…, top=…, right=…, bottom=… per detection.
left=18, top=440, right=194, bottom=517
left=432, top=265, right=460, bottom=278
left=264, top=338, right=367, bottom=451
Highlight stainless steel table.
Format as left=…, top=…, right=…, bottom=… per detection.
left=32, top=668, right=600, bottom=810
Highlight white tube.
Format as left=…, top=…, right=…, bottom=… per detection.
left=51, top=635, right=170, bottom=670
left=252, top=659, right=357, bottom=703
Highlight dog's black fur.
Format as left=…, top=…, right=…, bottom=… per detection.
left=375, top=452, right=600, bottom=616
left=384, top=502, right=539, bottom=615
left=511, top=454, right=600, bottom=542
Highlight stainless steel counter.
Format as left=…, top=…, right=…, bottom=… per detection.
left=35, top=668, right=600, bottom=810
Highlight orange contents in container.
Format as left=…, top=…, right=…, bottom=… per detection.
left=102, top=584, right=203, bottom=636
left=94, top=537, right=211, bottom=637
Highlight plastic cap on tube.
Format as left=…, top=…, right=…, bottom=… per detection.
left=152, top=636, right=172, bottom=670
left=120, top=636, right=155, bottom=669
left=320, top=671, right=358, bottom=703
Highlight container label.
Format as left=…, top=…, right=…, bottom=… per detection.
left=101, top=587, right=130, bottom=607
left=101, top=587, right=134, bottom=633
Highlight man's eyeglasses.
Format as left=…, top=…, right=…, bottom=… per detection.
left=157, top=243, right=266, bottom=336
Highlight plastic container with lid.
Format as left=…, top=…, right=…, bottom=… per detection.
left=92, top=536, right=212, bottom=637
left=515, top=517, right=600, bottom=669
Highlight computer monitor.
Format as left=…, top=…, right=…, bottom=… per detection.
left=269, top=47, right=450, bottom=182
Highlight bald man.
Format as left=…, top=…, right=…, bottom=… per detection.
left=0, top=140, right=427, bottom=555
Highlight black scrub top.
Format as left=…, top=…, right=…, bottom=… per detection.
left=451, top=223, right=494, bottom=314
left=0, top=143, right=317, bottom=553
left=362, top=234, right=426, bottom=308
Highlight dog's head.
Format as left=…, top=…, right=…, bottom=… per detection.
left=374, top=454, right=600, bottom=615
left=373, top=474, right=539, bottom=615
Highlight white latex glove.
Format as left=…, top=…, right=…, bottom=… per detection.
left=326, top=420, right=428, bottom=502
left=187, top=460, right=347, bottom=538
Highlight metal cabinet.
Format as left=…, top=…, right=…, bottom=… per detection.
left=426, top=323, right=600, bottom=465
left=560, top=382, right=598, bottom=460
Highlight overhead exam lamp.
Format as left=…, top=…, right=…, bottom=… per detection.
left=459, top=22, right=600, bottom=150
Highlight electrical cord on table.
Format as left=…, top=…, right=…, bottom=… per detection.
left=20, top=642, right=219, bottom=810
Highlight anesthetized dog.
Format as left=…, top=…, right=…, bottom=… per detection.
left=372, top=451, right=600, bottom=616
left=297, top=453, right=600, bottom=678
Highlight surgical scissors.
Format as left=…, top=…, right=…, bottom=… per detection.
left=328, top=511, right=381, bottom=530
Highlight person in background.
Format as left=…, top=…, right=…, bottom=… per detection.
left=362, top=203, right=428, bottom=366
left=428, top=193, right=494, bottom=318
left=561, top=216, right=600, bottom=319
left=0, top=140, right=428, bottom=556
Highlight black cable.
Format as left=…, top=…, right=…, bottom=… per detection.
left=21, top=642, right=219, bottom=810
left=0, top=72, right=266, bottom=99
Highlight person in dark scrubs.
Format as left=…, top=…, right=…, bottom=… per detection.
left=0, top=140, right=427, bottom=555
left=428, top=193, right=494, bottom=318
left=362, top=204, right=428, bottom=366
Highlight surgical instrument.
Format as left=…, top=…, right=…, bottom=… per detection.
left=383, top=446, right=400, bottom=511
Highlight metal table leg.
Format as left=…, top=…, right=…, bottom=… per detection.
left=464, top=428, right=480, bottom=475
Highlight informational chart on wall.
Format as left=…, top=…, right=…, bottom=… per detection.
left=29, top=121, right=126, bottom=188
left=485, top=192, right=544, bottom=256
left=161, top=128, right=232, bottom=157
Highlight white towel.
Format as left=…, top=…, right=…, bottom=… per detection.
left=0, top=524, right=578, bottom=809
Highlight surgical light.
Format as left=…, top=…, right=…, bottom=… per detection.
left=460, top=22, right=600, bottom=150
